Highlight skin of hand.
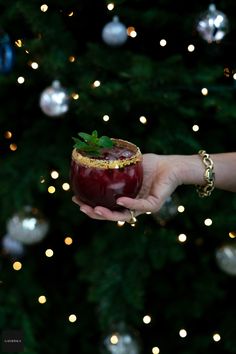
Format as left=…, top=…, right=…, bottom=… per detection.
left=72, top=153, right=183, bottom=222
left=72, top=151, right=236, bottom=222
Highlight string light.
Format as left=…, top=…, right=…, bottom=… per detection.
left=178, top=233, right=187, bottom=242
left=64, top=237, right=73, bottom=245
left=143, top=315, right=151, bottom=324
left=201, top=88, right=208, bottom=95
left=229, top=231, right=236, bottom=238
left=17, top=77, right=25, bottom=84
left=48, top=186, right=56, bottom=194
left=107, top=3, right=115, bottom=11
left=51, top=170, right=59, bottom=179
left=40, top=4, right=48, bottom=12
left=68, top=56, right=76, bottom=62
left=9, top=143, right=17, bottom=151
left=38, top=295, right=47, bottom=304
left=139, top=115, right=147, bottom=124
left=45, top=249, right=54, bottom=257
left=40, top=176, right=45, bottom=183
left=160, top=39, right=167, bottom=47
left=177, top=205, right=185, bottom=213
left=224, top=68, right=230, bottom=78
left=4, top=131, right=12, bottom=139
left=152, top=347, right=160, bottom=354
left=103, top=114, right=110, bottom=122
left=62, top=183, right=70, bottom=191
left=13, top=261, right=22, bottom=271
left=127, top=27, right=137, bottom=37
left=15, top=39, right=23, bottom=47
left=110, top=334, right=118, bottom=344
left=68, top=11, right=74, bottom=17
left=92, top=80, right=101, bottom=88
left=213, top=333, right=221, bottom=342
left=179, top=329, right=187, bottom=338
left=192, top=124, right=199, bottom=132
left=68, top=314, right=77, bottom=322
left=31, top=62, right=39, bottom=69
left=187, top=44, right=195, bottom=52
left=71, top=93, right=79, bottom=100
left=204, top=218, right=212, bottom=226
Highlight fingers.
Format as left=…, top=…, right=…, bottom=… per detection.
left=72, top=196, right=132, bottom=222
left=116, top=195, right=161, bottom=213
left=94, top=206, right=132, bottom=222
left=72, top=197, right=104, bottom=220
left=72, top=194, right=163, bottom=222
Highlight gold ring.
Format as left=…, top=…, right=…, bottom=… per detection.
left=126, top=210, right=137, bottom=226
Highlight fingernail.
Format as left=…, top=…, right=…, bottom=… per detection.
left=95, top=211, right=103, bottom=216
left=117, top=201, right=124, bottom=206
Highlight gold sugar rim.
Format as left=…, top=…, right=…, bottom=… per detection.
left=72, top=138, right=142, bottom=169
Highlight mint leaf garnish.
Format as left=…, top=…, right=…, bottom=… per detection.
left=73, top=130, right=114, bottom=156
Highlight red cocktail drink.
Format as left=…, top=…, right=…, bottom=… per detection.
left=70, top=139, right=143, bottom=210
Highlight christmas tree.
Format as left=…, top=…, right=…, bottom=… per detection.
left=1, top=1, right=236, bottom=353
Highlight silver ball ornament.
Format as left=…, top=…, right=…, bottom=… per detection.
left=215, top=243, right=236, bottom=276
left=103, top=329, right=140, bottom=354
left=2, top=234, right=25, bottom=257
left=39, top=80, right=69, bottom=117
left=102, top=16, right=128, bottom=46
left=6, top=206, right=49, bottom=245
left=196, top=4, right=229, bottom=43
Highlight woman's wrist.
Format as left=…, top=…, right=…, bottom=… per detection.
left=176, top=154, right=206, bottom=187
left=177, top=152, right=236, bottom=193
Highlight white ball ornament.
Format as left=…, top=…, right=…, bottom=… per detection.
left=6, top=206, right=49, bottom=245
left=39, top=80, right=69, bottom=117
left=102, top=16, right=128, bottom=46
left=196, top=3, right=229, bottom=43
left=215, top=243, right=236, bottom=276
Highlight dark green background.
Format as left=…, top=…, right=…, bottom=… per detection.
left=0, top=1, right=236, bottom=353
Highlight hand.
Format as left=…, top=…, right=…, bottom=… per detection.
left=72, top=153, right=182, bottom=223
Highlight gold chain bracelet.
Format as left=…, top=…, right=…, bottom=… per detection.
left=196, top=150, right=215, bottom=197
